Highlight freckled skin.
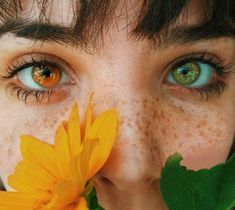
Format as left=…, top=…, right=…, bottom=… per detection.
left=0, top=0, right=235, bottom=210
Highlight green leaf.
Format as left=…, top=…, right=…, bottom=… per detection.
left=85, top=188, right=104, bottom=210
left=160, top=153, right=235, bottom=210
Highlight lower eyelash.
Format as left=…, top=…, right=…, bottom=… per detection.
left=6, top=83, right=53, bottom=104
left=191, top=81, right=227, bottom=100
left=165, top=80, right=227, bottom=101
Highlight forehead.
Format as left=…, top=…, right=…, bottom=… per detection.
left=19, top=0, right=204, bottom=21
left=3, top=0, right=205, bottom=33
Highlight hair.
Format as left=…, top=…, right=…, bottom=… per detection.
left=0, top=0, right=234, bottom=50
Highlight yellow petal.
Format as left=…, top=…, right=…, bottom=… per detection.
left=67, top=103, right=82, bottom=157
left=69, top=156, right=85, bottom=192
left=20, top=135, right=59, bottom=178
left=79, top=138, right=99, bottom=181
left=55, top=124, right=71, bottom=178
left=74, top=197, right=89, bottom=210
left=87, top=109, right=118, bottom=178
left=84, top=94, right=93, bottom=140
left=9, top=160, right=57, bottom=192
left=0, top=191, right=50, bottom=210
left=46, top=180, right=78, bottom=209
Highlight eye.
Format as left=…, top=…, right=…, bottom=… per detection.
left=167, top=61, right=213, bottom=88
left=18, top=64, right=67, bottom=90
left=163, top=53, right=234, bottom=100
left=1, top=54, right=76, bottom=104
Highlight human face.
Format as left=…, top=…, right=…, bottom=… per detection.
left=0, top=0, right=235, bottom=209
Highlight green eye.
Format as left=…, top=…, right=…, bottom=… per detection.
left=167, top=61, right=213, bottom=88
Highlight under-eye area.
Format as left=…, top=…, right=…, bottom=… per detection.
left=162, top=52, right=235, bottom=100
left=0, top=53, right=77, bottom=104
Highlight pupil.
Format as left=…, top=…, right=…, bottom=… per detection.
left=172, top=62, right=200, bottom=86
left=181, top=68, right=189, bottom=75
left=41, top=67, right=51, bottom=78
left=32, top=65, right=61, bottom=88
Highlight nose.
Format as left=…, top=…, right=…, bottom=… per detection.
left=96, top=142, right=161, bottom=192
left=92, top=94, right=165, bottom=209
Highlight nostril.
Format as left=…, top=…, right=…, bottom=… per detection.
left=96, top=175, right=159, bottom=192
left=145, top=176, right=159, bottom=184
left=98, top=176, right=116, bottom=187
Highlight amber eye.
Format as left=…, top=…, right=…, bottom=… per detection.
left=18, top=63, right=67, bottom=90
left=32, top=65, right=62, bottom=89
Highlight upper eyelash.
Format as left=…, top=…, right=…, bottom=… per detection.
left=1, top=56, right=72, bottom=104
left=164, top=52, right=235, bottom=101
left=1, top=56, right=64, bottom=80
left=171, top=52, right=235, bottom=79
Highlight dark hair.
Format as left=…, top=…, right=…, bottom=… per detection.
left=0, top=0, right=234, bottom=51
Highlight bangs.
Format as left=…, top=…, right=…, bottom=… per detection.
left=0, top=0, right=234, bottom=50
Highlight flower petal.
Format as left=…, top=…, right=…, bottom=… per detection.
left=55, top=124, right=71, bottom=178
left=46, top=181, right=77, bottom=209
left=20, top=135, right=59, bottom=178
left=84, top=94, right=93, bottom=140
left=9, top=160, right=57, bottom=192
left=79, top=138, right=99, bottom=181
left=74, top=197, right=89, bottom=210
left=0, top=191, right=50, bottom=210
left=87, top=109, right=118, bottom=178
left=67, top=103, right=82, bottom=157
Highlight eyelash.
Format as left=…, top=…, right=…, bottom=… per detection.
left=165, top=53, right=234, bottom=100
left=0, top=52, right=234, bottom=104
left=1, top=56, right=70, bottom=104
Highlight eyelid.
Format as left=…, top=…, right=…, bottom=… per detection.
left=2, top=53, right=79, bottom=105
left=163, top=51, right=234, bottom=82
left=3, top=53, right=78, bottom=84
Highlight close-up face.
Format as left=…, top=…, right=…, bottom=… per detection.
left=0, top=0, right=235, bottom=209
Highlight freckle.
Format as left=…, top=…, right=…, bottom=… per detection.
left=178, top=142, right=183, bottom=147
left=160, top=110, right=165, bottom=119
left=199, top=131, right=205, bottom=137
left=127, top=122, right=132, bottom=128
left=178, top=106, right=185, bottom=114
left=161, top=127, right=166, bottom=135
left=144, top=130, right=148, bottom=137
left=208, top=139, right=213, bottom=144
left=152, top=110, right=159, bottom=120
left=43, top=118, right=48, bottom=124
left=7, top=147, right=14, bottom=157
left=186, top=132, right=193, bottom=137
left=155, top=97, right=159, bottom=102
left=173, top=134, right=177, bottom=139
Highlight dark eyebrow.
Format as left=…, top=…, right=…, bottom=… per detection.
left=132, top=22, right=235, bottom=49
left=0, top=20, right=78, bottom=46
left=0, top=19, right=235, bottom=51
left=159, top=24, right=235, bottom=47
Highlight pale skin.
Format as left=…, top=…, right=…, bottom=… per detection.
left=0, top=0, right=235, bottom=210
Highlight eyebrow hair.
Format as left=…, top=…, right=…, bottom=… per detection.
left=0, top=19, right=234, bottom=52
left=0, top=20, right=79, bottom=46
left=152, top=23, right=235, bottom=48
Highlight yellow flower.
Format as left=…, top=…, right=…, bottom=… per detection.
left=0, top=97, right=118, bottom=210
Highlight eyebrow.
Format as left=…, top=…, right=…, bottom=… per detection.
left=0, top=20, right=234, bottom=50
left=0, top=20, right=78, bottom=46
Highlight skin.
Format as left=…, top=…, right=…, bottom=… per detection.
left=0, top=0, right=235, bottom=209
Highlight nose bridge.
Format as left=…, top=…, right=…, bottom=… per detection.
left=93, top=89, right=163, bottom=190
left=87, top=52, right=163, bottom=189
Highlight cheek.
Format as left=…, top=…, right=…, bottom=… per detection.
left=0, top=102, right=71, bottom=179
left=155, top=106, right=235, bottom=170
